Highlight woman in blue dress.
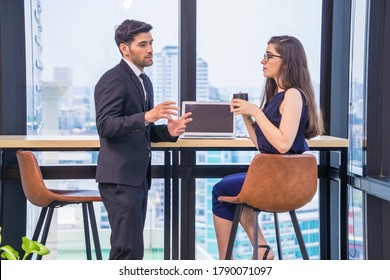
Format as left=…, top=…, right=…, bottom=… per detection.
left=212, top=35, right=324, bottom=260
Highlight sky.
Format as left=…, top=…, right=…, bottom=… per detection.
left=36, top=0, right=322, bottom=88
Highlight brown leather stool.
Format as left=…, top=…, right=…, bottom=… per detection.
left=16, top=150, right=103, bottom=260
left=219, top=153, right=318, bottom=260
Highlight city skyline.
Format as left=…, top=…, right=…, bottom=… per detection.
left=39, top=0, right=322, bottom=89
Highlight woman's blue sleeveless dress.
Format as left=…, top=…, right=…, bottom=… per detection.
left=212, top=90, right=309, bottom=221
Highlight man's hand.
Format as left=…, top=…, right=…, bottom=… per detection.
left=145, top=101, right=180, bottom=123
left=167, top=112, right=193, bottom=137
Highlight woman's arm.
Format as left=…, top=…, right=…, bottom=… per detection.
left=243, top=115, right=258, bottom=150
left=231, top=88, right=303, bottom=154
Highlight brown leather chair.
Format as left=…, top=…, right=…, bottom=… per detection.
left=16, top=150, right=102, bottom=260
left=219, top=153, right=318, bottom=260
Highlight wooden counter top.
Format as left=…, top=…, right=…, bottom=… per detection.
left=0, top=135, right=348, bottom=149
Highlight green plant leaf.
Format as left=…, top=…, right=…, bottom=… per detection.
left=0, top=230, right=50, bottom=260
left=21, top=236, right=40, bottom=256
left=21, top=237, right=49, bottom=260
left=33, top=241, right=50, bottom=256
left=0, top=245, right=20, bottom=260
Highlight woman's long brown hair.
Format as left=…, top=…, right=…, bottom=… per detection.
left=260, top=35, right=324, bottom=139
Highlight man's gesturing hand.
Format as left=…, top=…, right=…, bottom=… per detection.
left=167, top=112, right=193, bottom=137
left=145, top=101, right=180, bottom=123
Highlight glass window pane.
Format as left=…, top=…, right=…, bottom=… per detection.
left=348, top=0, right=369, bottom=175
left=26, top=0, right=179, bottom=135
left=196, top=0, right=322, bottom=260
left=348, top=187, right=364, bottom=259
left=25, top=0, right=178, bottom=260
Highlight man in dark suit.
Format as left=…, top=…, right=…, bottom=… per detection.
left=94, top=19, right=192, bottom=260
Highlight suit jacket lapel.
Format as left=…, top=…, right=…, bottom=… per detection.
left=119, top=60, right=147, bottom=111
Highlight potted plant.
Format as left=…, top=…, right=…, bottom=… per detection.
left=0, top=227, right=50, bottom=260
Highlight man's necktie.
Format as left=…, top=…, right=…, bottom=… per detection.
left=139, top=73, right=151, bottom=108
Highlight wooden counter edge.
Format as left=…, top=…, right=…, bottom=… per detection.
left=0, top=135, right=348, bottom=149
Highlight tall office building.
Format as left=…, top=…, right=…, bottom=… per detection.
left=147, top=46, right=209, bottom=104
left=148, top=46, right=179, bottom=104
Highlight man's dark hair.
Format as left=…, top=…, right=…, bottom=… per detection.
left=114, top=19, right=153, bottom=46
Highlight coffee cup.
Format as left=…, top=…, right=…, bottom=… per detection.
left=233, top=92, right=248, bottom=108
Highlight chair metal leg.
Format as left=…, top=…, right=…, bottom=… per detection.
left=31, top=207, right=48, bottom=241
left=289, top=210, right=309, bottom=260
left=36, top=206, right=54, bottom=260
left=87, top=202, right=102, bottom=260
left=82, top=203, right=92, bottom=260
left=274, top=213, right=283, bottom=260
left=225, top=204, right=244, bottom=260
left=253, top=209, right=260, bottom=260
left=26, top=207, right=48, bottom=260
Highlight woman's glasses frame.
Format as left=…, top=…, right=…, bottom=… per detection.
left=263, top=52, right=282, bottom=63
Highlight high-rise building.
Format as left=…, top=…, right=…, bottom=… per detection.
left=147, top=46, right=210, bottom=104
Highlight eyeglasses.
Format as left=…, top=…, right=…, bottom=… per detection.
left=263, top=52, right=282, bottom=63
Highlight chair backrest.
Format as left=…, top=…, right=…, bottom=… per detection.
left=237, top=153, right=318, bottom=213
left=16, top=150, right=55, bottom=207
